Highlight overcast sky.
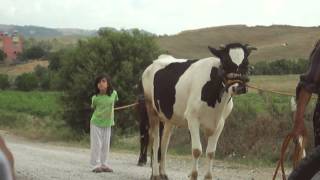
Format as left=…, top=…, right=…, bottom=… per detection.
left=0, top=0, right=319, bottom=35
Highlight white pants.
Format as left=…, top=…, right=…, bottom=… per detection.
left=90, top=124, right=111, bottom=169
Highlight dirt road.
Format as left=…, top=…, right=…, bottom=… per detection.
left=2, top=132, right=283, bottom=180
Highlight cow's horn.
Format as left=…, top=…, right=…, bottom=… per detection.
left=248, top=46, right=258, bottom=51
left=219, top=44, right=226, bottom=49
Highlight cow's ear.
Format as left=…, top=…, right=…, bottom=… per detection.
left=208, top=46, right=222, bottom=58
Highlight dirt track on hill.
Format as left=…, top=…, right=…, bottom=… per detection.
left=1, top=131, right=286, bottom=180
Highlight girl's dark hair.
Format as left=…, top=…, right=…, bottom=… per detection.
left=94, top=73, right=114, bottom=96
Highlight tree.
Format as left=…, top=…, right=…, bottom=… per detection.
left=34, top=65, right=50, bottom=90
left=0, top=49, right=6, bottom=62
left=18, top=46, right=47, bottom=61
left=48, top=50, right=66, bottom=71
left=58, top=29, right=161, bottom=132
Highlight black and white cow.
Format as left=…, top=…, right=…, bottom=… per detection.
left=136, top=92, right=164, bottom=166
left=141, top=43, right=256, bottom=180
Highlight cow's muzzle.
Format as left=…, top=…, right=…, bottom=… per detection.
left=232, top=84, right=247, bottom=94
left=224, top=73, right=249, bottom=95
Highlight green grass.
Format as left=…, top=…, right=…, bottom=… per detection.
left=0, top=83, right=317, bottom=167
left=0, top=90, right=61, bottom=117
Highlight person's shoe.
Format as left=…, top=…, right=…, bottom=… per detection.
left=92, top=167, right=103, bottom=173
left=101, top=165, right=114, bottom=173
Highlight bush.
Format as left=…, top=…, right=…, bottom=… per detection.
left=33, top=65, right=51, bottom=90
left=48, top=50, right=65, bottom=71
left=15, top=73, right=39, bottom=91
left=57, top=29, right=161, bottom=133
left=34, top=65, right=47, bottom=78
left=252, top=58, right=309, bottom=75
left=19, top=46, right=47, bottom=61
left=0, top=74, right=10, bottom=89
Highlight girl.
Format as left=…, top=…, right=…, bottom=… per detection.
left=90, top=74, right=118, bottom=173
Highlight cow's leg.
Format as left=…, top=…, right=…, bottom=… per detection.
left=204, top=120, right=225, bottom=180
left=150, top=122, right=161, bottom=180
left=159, top=122, right=173, bottom=180
left=145, top=102, right=161, bottom=180
left=187, top=119, right=202, bottom=180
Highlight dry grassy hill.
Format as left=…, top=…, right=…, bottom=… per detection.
left=0, top=60, right=48, bottom=77
left=156, top=25, right=320, bottom=63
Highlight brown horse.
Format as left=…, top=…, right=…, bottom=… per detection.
left=293, top=39, right=320, bottom=146
left=0, top=136, right=15, bottom=180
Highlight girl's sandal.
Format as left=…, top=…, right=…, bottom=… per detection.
left=101, top=166, right=114, bottom=173
left=92, top=167, right=103, bottom=173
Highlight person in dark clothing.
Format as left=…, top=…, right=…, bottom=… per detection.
left=293, top=40, right=320, bottom=147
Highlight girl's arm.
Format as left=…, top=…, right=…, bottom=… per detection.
left=91, top=95, right=96, bottom=109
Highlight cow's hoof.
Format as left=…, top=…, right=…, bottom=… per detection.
left=150, top=175, right=162, bottom=180
left=204, top=173, right=213, bottom=180
left=188, top=171, right=198, bottom=180
left=160, top=174, right=169, bottom=180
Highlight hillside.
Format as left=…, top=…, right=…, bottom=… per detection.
left=0, top=60, right=48, bottom=77
left=156, top=25, right=320, bottom=63
left=0, top=24, right=96, bottom=38
left=2, top=24, right=320, bottom=63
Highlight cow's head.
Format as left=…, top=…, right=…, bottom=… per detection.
left=208, top=43, right=257, bottom=95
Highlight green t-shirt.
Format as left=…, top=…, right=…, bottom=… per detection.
left=91, top=90, right=119, bottom=127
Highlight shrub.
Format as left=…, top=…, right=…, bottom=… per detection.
left=252, top=58, right=309, bottom=75
left=15, top=73, right=38, bottom=91
left=0, top=74, right=10, bottom=89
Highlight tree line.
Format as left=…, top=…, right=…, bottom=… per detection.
left=251, top=58, right=309, bottom=75
left=0, top=30, right=311, bottom=133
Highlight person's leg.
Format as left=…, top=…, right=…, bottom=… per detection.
left=313, top=96, right=320, bottom=147
left=101, top=127, right=113, bottom=172
left=90, top=124, right=102, bottom=172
